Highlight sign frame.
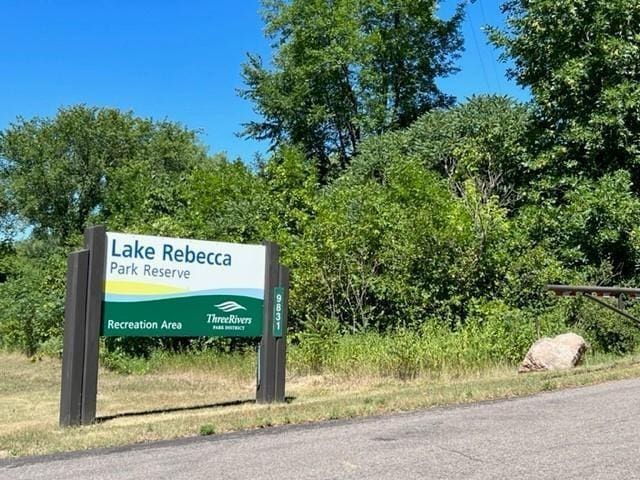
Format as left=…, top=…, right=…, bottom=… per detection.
left=59, top=225, right=289, bottom=427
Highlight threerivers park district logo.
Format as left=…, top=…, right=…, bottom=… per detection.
left=207, top=300, right=253, bottom=333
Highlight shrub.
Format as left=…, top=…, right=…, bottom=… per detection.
left=566, top=297, right=640, bottom=354
left=289, top=317, right=341, bottom=374
left=0, top=244, right=67, bottom=355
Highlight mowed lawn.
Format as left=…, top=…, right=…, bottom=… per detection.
left=2, top=351, right=640, bottom=458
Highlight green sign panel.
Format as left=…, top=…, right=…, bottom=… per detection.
left=272, top=287, right=284, bottom=337
left=102, top=295, right=264, bottom=337
left=101, top=232, right=266, bottom=337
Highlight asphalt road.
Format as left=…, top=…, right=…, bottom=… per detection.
left=3, top=378, right=640, bottom=479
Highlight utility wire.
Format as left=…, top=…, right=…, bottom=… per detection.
left=466, top=4, right=492, bottom=92
left=476, top=0, right=504, bottom=94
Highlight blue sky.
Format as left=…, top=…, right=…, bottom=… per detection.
left=0, top=0, right=526, bottom=162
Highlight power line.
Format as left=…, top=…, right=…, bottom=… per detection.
left=476, top=0, right=504, bottom=93
left=466, top=4, right=492, bottom=92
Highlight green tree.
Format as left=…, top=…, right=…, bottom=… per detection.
left=0, top=240, right=67, bottom=355
left=241, top=0, right=464, bottom=181
left=175, top=155, right=266, bottom=243
left=490, top=0, right=640, bottom=182
left=0, top=105, right=206, bottom=241
left=348, top=95, right=534, bottom=230
left=258, top=146, right=319, bottom=247
left=289, top=143, right=518, bottom=331
left=517, top=170, right=640, bottom=279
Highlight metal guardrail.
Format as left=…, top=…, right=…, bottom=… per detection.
left=546, top=284, right=640, bottom=325
left=546, top=284, right=640, bottom=298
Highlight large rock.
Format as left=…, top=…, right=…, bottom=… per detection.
left=518, top=333, right=587, bottom=373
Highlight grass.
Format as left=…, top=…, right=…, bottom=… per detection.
left=1, top=349, right=640, bottom=458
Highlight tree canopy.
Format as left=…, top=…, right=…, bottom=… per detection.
left=0, top=105, right=206, bottom=241
left=490, top=0, right=640, bottom=182
left=241, top=0, right=464, bottom=181
left=2, top=1, right=640, bottom=359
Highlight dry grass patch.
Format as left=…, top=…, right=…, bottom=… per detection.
left=1, top=351, right=640, bottom=458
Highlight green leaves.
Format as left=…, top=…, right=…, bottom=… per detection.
left=0, top=106, right=206, bottom=241
left=491, top=0, right=640, bottom=179
left=518, top=170, right=640, bottom=279
left=3, top=0, right=640, bottom=358
left=241, top=0, right=464, bottom=181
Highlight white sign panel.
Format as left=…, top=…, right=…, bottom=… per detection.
left=102, top=232, right=266, bottom=337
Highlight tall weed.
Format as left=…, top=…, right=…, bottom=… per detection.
left=287, top=300, right=605, bottom=378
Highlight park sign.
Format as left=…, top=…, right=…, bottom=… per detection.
left=103, top=232, right=266, bottom=337
left=60, top=226, right=289, bottom=427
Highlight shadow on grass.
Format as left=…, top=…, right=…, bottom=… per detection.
left=96, top=396, right=297, bottom=423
